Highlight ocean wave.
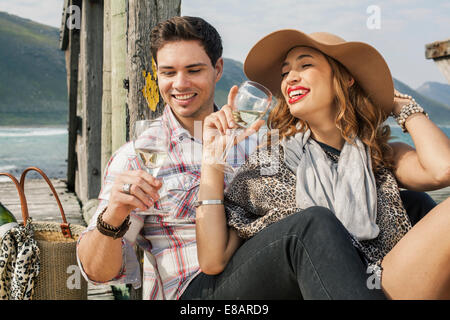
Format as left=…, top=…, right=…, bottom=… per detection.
left=0, top=127, right=67, bottom=137
left=0, top=165, right=18, bottom=171
left=0, top=176, right=11, bottom=182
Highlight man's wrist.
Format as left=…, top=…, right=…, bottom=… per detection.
left=102, top=206, right=128, bottom=228
left=97, top=207, right=131, bottom=240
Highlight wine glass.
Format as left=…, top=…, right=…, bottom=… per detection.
left=220, top=81, right=273, bottom=171
left=132, top=119, right=170, bottom=213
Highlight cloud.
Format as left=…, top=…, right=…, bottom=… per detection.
left=182, top=0, right=370, bottom=62
left=0, top=0, right=64, bottom=27
left=182, top=0, right=449, bottom=87
left=0, top=0, right=447, bottom=87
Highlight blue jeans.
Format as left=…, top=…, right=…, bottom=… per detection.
left=181, top=191, right=435, bottom=300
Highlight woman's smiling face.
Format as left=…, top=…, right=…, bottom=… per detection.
left=280, top=46, right=336, bottom=123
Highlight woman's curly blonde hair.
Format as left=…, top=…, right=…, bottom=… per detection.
left=267, top=54, right=394, bottom=174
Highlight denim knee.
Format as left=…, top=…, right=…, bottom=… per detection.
left=400, top=190, right=436, bottom=226
left=283, top=206, right=349, bottom=241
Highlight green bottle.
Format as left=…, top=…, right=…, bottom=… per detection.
left=0, top=202, right=18, bottom=239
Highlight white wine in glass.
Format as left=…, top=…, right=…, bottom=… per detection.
left=135, top=147, right=168, bottom=177
left=221, top=81, right=273, bottom=169
left=232, top=110, right=267, bottom=129
left=133, top=119, right=171, bottom=213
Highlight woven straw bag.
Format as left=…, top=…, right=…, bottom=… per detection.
left=1, top=167, right=88, bottom=300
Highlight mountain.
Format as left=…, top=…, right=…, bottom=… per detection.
left=0, top=11, right=67, bottom=125
left=416, top=81, right=450, bottom=108
left=215, top=58, right=248, bottom=107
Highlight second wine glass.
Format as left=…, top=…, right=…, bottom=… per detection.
left=221, top=81, right=273, bottom=169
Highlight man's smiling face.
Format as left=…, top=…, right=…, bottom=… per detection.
left=156, top=40, right=223, bottom=122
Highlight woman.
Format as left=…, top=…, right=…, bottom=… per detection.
left=191, top=30, right=450, bottom=300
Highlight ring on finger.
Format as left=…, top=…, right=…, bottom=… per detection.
left=122, top=183, right=132, bottom=195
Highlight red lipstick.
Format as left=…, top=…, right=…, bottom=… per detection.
left=287, top=86, right=310, bottom=104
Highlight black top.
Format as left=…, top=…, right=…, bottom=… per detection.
left=313, top=139, right=341, bottom=156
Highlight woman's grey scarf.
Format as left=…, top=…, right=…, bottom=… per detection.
left=282, top=129, right=379, bottom=241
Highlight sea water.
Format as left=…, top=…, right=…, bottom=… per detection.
left=0, top=126, right=68, bottom=181
left=0, top=124, right=449, bottom=182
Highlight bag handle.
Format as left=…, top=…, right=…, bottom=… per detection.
left=19, top=167, right=73, bottom=239
left=0, top=172, right=29, bottom=223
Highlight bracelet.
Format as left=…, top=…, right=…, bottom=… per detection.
left=194, top=199, right=224, bottom=208
left=96, top=207, right=131, bottom=239
left=391, top=93, right=428, bottom=133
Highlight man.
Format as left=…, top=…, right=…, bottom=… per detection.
left=77, top=16, right=436, bottom=300
left=77, top=16, right=254, bottom=300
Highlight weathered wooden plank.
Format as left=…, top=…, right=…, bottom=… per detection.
left=76, top=0, right=104, bottom=203
left=127, top=0, right=181, bottom=132
left=425, top=39, right=450, bottom=60
left=425, top=39, right=450, bottom=84
left=0, top=179, right=85, bottom=224
left=434, top=58, right=450, bottom=84
left=65, top=0, right=82, bottom=192
left=101, top=0, right=112, bottom=176
left=59, top=0, right=70, bottom=50
left=111, top=0, right=128, bottom=152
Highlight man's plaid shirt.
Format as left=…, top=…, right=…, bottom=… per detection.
left=77, top=105, right=257, bottom=299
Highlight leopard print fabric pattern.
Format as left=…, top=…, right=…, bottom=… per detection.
left=225, top=143, right=413, bottom=266
left=0, top=222, right=40, bottom=300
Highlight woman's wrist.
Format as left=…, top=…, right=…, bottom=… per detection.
left=391, top=92, right=428, bottom=133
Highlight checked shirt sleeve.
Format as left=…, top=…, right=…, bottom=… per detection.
left=76, top=143, right=142, bottom=289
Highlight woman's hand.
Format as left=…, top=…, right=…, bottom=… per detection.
left=103, top=170, right=162, bottom=227
left=203, top=86, right=238, bottom=151
left=392, top=89, right=412, bottom=117
left=202, top=85, right=265, bottom=162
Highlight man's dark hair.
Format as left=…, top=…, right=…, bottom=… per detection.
left=150, top=16, right=223, bottom=66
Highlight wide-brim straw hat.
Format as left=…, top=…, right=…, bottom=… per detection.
left=244, top=29, right=394, bottom=115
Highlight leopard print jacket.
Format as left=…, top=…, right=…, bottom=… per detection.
left=225, top=142, right=413, bottom=267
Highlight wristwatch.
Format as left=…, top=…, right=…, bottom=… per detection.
left=96, top=207, right=131, bottom=239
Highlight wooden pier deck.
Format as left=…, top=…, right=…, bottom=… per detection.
left=1, top=177, right=449, bottom=300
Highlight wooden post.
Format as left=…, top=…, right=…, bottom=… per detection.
left=425, top=39, right=450, bottom=84
left=75, top=0, right=104, bottom=203
left=126, top=0, right=181, bottom=137
left=62, top=0, right=82, bottom=192
left=101, top=0, right=112, bottom=175
left=59, top=0, right=70, bottom=51
left=110, top=0, right=128, bottom=152
left=75, top=33, right=84, bottom=201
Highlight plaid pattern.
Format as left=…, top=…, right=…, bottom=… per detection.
left=76, top=105, right=255, bottom=300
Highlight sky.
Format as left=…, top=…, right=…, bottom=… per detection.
left=0, top=0, right=449, bottom=89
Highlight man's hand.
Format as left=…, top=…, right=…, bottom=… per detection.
left=103, top=170, right=162, bottom=227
